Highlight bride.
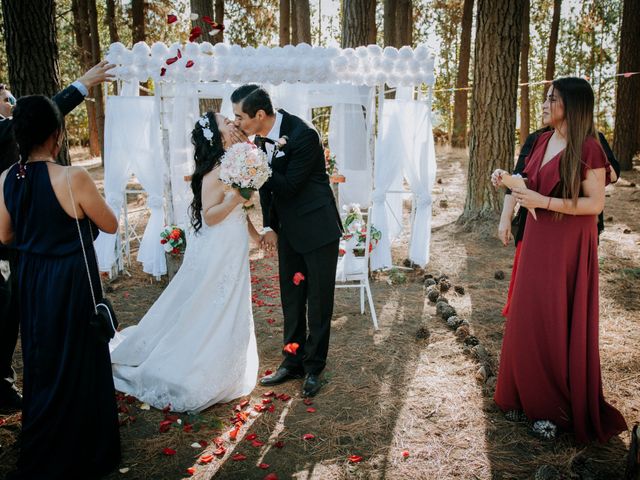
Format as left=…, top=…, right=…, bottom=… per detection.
left=110, top=112, right=260, bottom=412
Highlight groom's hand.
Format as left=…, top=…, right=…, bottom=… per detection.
left=261, top=231, right=278, bottom=252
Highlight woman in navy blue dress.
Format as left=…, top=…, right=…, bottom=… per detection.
left=0, top=96, right=120, bottom=479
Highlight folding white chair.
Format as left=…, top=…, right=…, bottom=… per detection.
left=335, top=206, right=379, bottom=330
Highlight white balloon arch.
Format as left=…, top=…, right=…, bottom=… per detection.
left=96, top=41, right=437, bottom=278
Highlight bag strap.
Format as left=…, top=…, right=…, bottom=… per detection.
left=65, top=168, right=100, bottom=314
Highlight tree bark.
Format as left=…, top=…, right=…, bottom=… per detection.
left=613, top=0, right=640, bottom=171
left=384, top=0, right=398, bottom=47
left=71, top=0, right=100, bottom=157
left=519, top=0, right=530, bottom=147
left=88, top=0, right=105, bottom=162
left=191, top=0, right=223, bottom=44
left=296, top=0, right=311, bottom=44
left=396, top=0, right=412, bottom=47
left=215, top=0, right=224, bottom=44
left=367, top=0, right=377, bottom=44
left=451, top=0, right=474, bottom=148
left=543, top=0, right=561, bottom=95
left=291, top=0, right=299, bottom=44
left=463, top=0, right=524, bottom=220
left=131, top=0, right=146, bottom=44
left=279, top=0, right=290, bottom=46
left=105, top=0, right=120, bottom=43
left=2, top=0, right=71, bottom=164
left=342, top=0, right=375, bottom=48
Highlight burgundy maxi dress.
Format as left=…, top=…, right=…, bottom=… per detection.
left=494, top=131, right=627, bottom=443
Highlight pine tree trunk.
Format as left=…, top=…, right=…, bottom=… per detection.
left=72, top=0, right=100, bottom=158
left=342, top=0, right=374, bottom=48
left=519, top=0, right=530, bottom=147
left=613, top=0, right=640, bottom=171
left=543, top=0, right=561, bottom=95
left=105, top=0, right=120, bottom=43
left=368, top=0, right=377, bottom=44
left=291, top=0, right=299, bottom=44
left=279, top=0, right=290, bottom=46
left=131, top=0, right=146, bottom=44
left=451, top=0, right=474, bottom=148
left=384, top=0, right=398, bottom=47
left=296, top=0, right=311, bottom=44
left=191, top=1, right=220, bottom=112
left=2, top=0, right=71, bottom=164
left=462, top=0, right=524, bottom=221
left=214, top=0, right=224, bottom=44
left=88, top=0, right=106, bottom=162
left=395, top=0, right=412, bottom=47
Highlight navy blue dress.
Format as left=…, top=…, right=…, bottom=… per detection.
left=3, top=162, right=120, bottom=479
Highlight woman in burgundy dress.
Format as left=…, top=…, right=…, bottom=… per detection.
left=492, top=77, right=627, bottom=443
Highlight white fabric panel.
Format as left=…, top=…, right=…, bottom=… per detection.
left=269, top=84, right=311, bottom=121
left=328, top=104, right=371, bottom=207
left=397, top=100, right=437, bottom=267
left=97, top=96, right=167, bottom=277
left=369, top=102, right=406, bottom=271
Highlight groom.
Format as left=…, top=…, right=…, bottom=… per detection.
left=231, top=85, right=342, bottom=397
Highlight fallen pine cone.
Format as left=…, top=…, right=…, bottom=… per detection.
left=435, top=300, right=450, bottom=315
left=463, top=335, right=480, bottom=347
left=446, top=315, right=463, bottom=330
left=438, top=279, right=451, bottom=293
left=440, top=305, right=457, bottom=321
left=494, top=270, right=505, bottom=280
left=439, top=199, right=448, bottom=208
left=455, top=325, right=471, bottom=341
left=424, top=278, right=437, bottom=288
left=415, top=326, right=430, bottom=341
left=454, top=285, right=465, bottom=295
left=427, top=287, right=440, bottom=303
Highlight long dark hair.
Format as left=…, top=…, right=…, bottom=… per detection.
left=189, top=111, right=224, bottom=232
left=12, top=95, right=63, bottom=166
left=551, top=77, right=598, bottom=204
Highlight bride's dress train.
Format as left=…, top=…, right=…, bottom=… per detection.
left=110, top=205, right=258, bottom=412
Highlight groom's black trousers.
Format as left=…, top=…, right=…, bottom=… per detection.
left=278, top=234, right=339, bottom=375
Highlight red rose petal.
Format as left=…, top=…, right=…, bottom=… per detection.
left=254, top=404, right=265, bottom=412
left=198, top=440, right=208, bottom=448
left=292, top=272, right=305, bottom=285
left=159, top=420, right=172, bottom=433
left=167, top=14, right=177, bottom=24
left=267, top=318, right=275, bottom=324
left=183, top=424, right=193, bottom=433
left=213, top=446, right=226, bottom=456
left=166, top=56, right=178, bottom=65
left=274, top=441, right=285, bottom=448
left=246, top=433, right=257, bottom=441
left=199, top=454, right=214, bottom=464
left=186, top=467, right=196, bottom=475
left=229, top=426, right=240, bottom=440
left=189, top=26, right=203, bottom=42
left=213, top=437, right=225, bottom=447
left=163, top=447, right=177, bottom=455
left=348, top=455, right=363, bottom=463
left=160, top=67, right=167, bottom=77
left=262, top=391, right=275, bottom=397
left=267, top=404, right=275, bottom=413
left=306, top=407, right=316, bottom=413
left=402, top=450, right=410, bottom=458
left=263, top=474, right=278, bottom=480
left=186, top=60, right=195, bottom=68
left=283, top=342, right=300, bottom=355
left=232, top=453, right=247, bottom=461
left=252, top=439, right=265, bottom=447
left=302, top=433, right=315, bottom=440
left=303, top=399, right=313, bottom=405
left=258, top=462, right=270, bottom=469
left=262, top=398, right=272, bottom=404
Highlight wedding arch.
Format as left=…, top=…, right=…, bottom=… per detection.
left=96, top=41, right=438, bottom=277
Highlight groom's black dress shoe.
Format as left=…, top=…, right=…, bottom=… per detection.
left=259, top=367, right=303, bottom=387
left=302, top=374, right=322, bottom=397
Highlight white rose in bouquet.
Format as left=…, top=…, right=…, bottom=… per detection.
left=219, top=142, right=272, bottom=206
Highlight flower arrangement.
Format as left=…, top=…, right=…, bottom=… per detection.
left=161, top=225, right=186, bottom=255
left=324, top=147, right=337, bottom=176
left=219, top=142, right=271, bottom=203
left=340, top=204, right=381, bottom=256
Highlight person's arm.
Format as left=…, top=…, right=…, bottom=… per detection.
left=247, top=215, right=261, bottom=246
left=69, top=167, right=118, bottom=234
left=597, top=132, right=619, bottom=182
left=498, top=194, right=517, bottom=246
left=53, top=61, right=115, bottom=116
left=0, top=170, right=14, bottom=244
left=511, top=168, right=606, bottom=216
left=263, top=129, right=318, bottom=199
left=201, top=170, right=247, bottom=227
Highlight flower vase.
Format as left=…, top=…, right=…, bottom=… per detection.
left=165, top=252, right=183, bottom=280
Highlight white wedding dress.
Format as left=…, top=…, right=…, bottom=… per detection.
left=110, top=204, right=259, bottom=412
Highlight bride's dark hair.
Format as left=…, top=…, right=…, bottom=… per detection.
left=189, top=111, right=224, bottom=233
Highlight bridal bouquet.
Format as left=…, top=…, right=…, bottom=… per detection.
left=219, top=142, right=271, bottom=202
left=160, top=225, right=186, bottom=255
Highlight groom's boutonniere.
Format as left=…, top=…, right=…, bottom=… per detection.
left=271, top=135, right=288, bottom=162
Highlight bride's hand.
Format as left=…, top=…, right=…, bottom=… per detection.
left=226, top=188, right=252, bottom=206
left=216, top=114, right=247, bottom=146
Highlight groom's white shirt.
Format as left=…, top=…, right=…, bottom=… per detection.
left=265, top=111, right=283, bottom=163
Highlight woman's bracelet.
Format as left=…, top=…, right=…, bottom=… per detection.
left=546, top=196, right=552, bottom=210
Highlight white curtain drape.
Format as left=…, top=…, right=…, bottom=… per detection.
left=397, top=100, right=437, bottom=266
left=369, top=102, right=406, bottom=271
left=96, top=95, right=167, bottom=276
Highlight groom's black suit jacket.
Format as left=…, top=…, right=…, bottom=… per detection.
left=259, top=109, right=343, bottom=254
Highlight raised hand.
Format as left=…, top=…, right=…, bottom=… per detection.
left=77, top=60, right=116, bottom=90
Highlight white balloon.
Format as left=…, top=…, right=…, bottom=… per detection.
left=355, top=46, right=368, bottom=58
left=151, top=41, right=170, bottom=57
left=398, top=45, right=413, bottom=60
left=184, top=42, right=200, bottom=57
left=199, top=41, right=214, bottom=55
left=383, top=46, right=399, bottom=59
left=214, top=42, right=229, bottom=55
left=367, top=44, right=382, bottom=57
